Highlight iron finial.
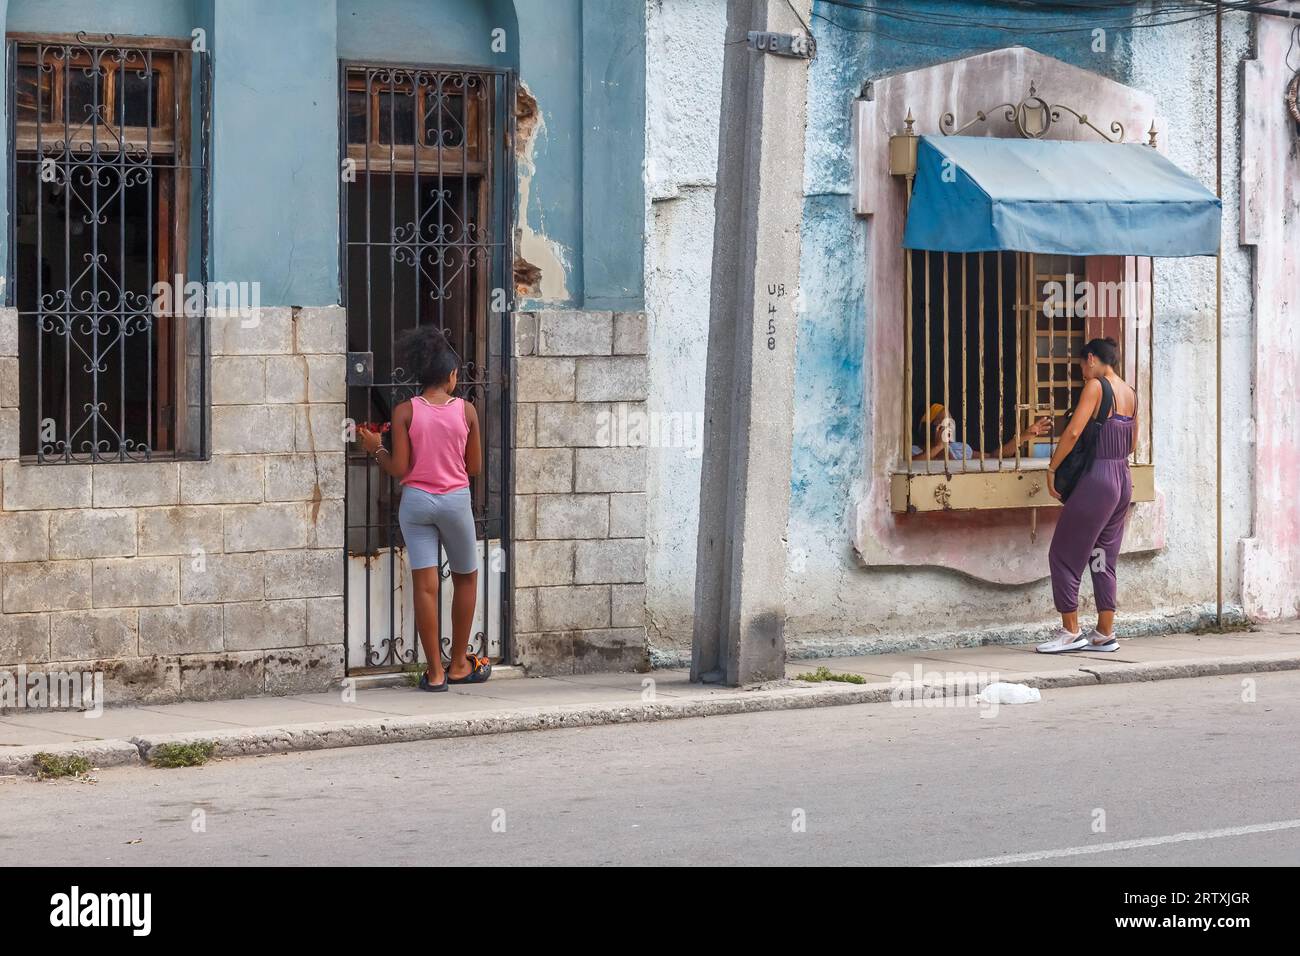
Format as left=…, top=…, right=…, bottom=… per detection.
left=1147, top=120, right=1158, bottom=147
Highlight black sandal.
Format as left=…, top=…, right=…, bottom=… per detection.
left=418, top=671, right=449, bottom=693
left=447, top=654, right=492, bottom=684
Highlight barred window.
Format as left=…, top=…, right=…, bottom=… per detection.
left=8, top=34, right=209, bottom=463
left=895, top=249, right=1154, bottom=511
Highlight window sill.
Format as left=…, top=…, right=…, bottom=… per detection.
left=890, top=463, right=1154, bottom=513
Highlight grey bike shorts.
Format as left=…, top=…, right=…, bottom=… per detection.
left=397, top=485, right=477, bottom=573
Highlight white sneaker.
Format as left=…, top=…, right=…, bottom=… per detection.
left=1081, top=629, right=1120, bottom=652
left=1036, top=627, right=1087, bottom=654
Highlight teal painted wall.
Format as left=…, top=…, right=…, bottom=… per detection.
left=1, top=0, right=646, bottom=309
left=209, top=0, right=339, bottom=305
left=6, top=0, right=200, bottom=37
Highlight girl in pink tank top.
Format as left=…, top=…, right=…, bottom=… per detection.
left=403, top=394, right=471, bottom=495
left=356, top=326, right=488, bottom=691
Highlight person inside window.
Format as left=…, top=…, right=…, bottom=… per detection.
left=911, top=403, right=1051, bottom=461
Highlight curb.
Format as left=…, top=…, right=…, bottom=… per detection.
left=3, top=653, right=1298, bottom=777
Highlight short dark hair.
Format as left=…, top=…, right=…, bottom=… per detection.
left=396, top=325, right=460, bottom=388
left=1081, top=336, right=1119, bottom=367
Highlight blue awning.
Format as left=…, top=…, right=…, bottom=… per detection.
left=902, top=135, right=1221, bottom=257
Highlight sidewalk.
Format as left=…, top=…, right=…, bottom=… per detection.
left=3, top=623, right=1299, bottom=775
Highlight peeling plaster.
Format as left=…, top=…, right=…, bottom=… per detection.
left=514, top=81, right=571, bottom=303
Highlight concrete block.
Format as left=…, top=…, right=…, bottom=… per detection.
left=570, top=627, right=647, bottom=674
left=0, top=308, right=16, bottom=356
left=513, top=494, right=536, bottom=540
left=2, top=561, right=91, bottom=612
left=535, top=402, right=610, bottom=448
left=575, top=356, right=648, bottom=402
left=0, top=357, right=19, bottom=407
left=212, top=404, right=296, bottom=455
left=92, top=557, right=179, bottom=608
left=181, top=551, right=265, bottom=604
left=514, top=447, right=572, bottom=494
left=306, top=353, right=347, bottom=403
left=608, top=492, right=647, bottom=537
left=296, top=404, right=346, bottom=453
left=0, top=408, right=17, bottom=459
left=512, top=540, right=575, bottom=588
left=574, top=447, right=645, bottom=493
left=137, top=506, right=223, bottom=556
left=92, top=462, right=180, bottom=507
left=513, top=312, right=538, bottom=357
left=224, top=502, right=312, bottom=552
left=138, top=604, right=224, bottom=656
left=263, top=644, right=345, bottom=695
left=613, top=311, right=648, bottom=355
left=264, top=453, right=345, bottom=502
left=180, top=456, right=264, bottom=504
left=0, top=612, right=50, bottom=664
left=0, top=511, right=50, bottom=562
left=264, top=355, right=309, bottom=403
left=50, top=608, right=139, bottom=660
left=536, top=310, right=613, bottom=356
left=306, top=596, right=344, bottom=646
left=294, top=306, right=347, bottom=355
left=515, top=402, right=536, bottom=447
left=209, top=307, right=293, bottom=355
left=513, top=587, right=539, bottom=633
left=223, top=599, right=307, bottom=651
left=265, top=549, right=344, bottom=599
left=515, top=357, right=576, bottom=402
left=535, top=494, right=609, bottom=539
left=2, top=461, right=91, bottom=510
left=81, top=655, right=181, bottom=705
left=611, top=584, right=647, bottom=627
left=210, top=356, right=265, bottom=405
left=575, top=538, right=646, bottom=584
left=49, top=508, right=137, bottom=559
left=536, top=585, right=610, bottom=630
left=512, top=628, right=645, bottom=675
left=311, top=497, right=344, bottom=549
left=178, top=650, right=265, bottom=701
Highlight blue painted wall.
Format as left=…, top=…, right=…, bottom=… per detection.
left=210, top=0, right=339, bottom=306
left=790, top=0, right=1144, bottom=537
left=337, top=0, right=517, bottom=68
left=6, top=0, right=200, bottom=37
left=1, top=0, right=645, bottom=309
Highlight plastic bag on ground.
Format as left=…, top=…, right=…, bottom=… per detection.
left=975, top=682, right=1041, bottom=705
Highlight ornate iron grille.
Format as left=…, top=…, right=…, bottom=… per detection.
left=6, top=35, right=210, bottom=463
left=340, top=63, right=515, bottom=671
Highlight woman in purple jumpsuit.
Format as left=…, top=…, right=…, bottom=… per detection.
left=1037, top=338, right=1138, bottom=654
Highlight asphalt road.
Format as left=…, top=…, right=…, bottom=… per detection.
left=2, top=672, right=1298, bottom=866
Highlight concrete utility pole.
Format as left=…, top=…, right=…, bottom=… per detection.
left=691, top=0, right=813, bottom=685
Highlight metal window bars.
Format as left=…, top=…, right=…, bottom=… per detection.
left=901, top=249, right=1154, bottom=480
left=7, top=35, right=210, bottom=463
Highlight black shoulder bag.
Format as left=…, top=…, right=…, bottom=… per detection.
left=1053, top=378, right=1114, bottom=503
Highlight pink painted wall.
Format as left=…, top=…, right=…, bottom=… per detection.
left=1240, top=11, right=1300, bottom=619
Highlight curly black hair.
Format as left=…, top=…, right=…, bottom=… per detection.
left=395, top=324, right=460, bottom=388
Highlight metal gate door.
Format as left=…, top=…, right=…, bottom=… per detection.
left=339, top=62, right=514, bottom=673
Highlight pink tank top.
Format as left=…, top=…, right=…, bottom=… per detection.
left=401, top=396, right=470, bottom=495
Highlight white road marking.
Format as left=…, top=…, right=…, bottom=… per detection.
left=933, top=819, right=1300, bottom=866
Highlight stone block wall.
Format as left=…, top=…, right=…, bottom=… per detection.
left=0, top=306, right=347, bottom=703
left=511, top=310, right=650, bottom=674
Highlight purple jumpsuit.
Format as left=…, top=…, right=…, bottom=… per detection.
left=1048, top=408, right=1135, bottom=614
